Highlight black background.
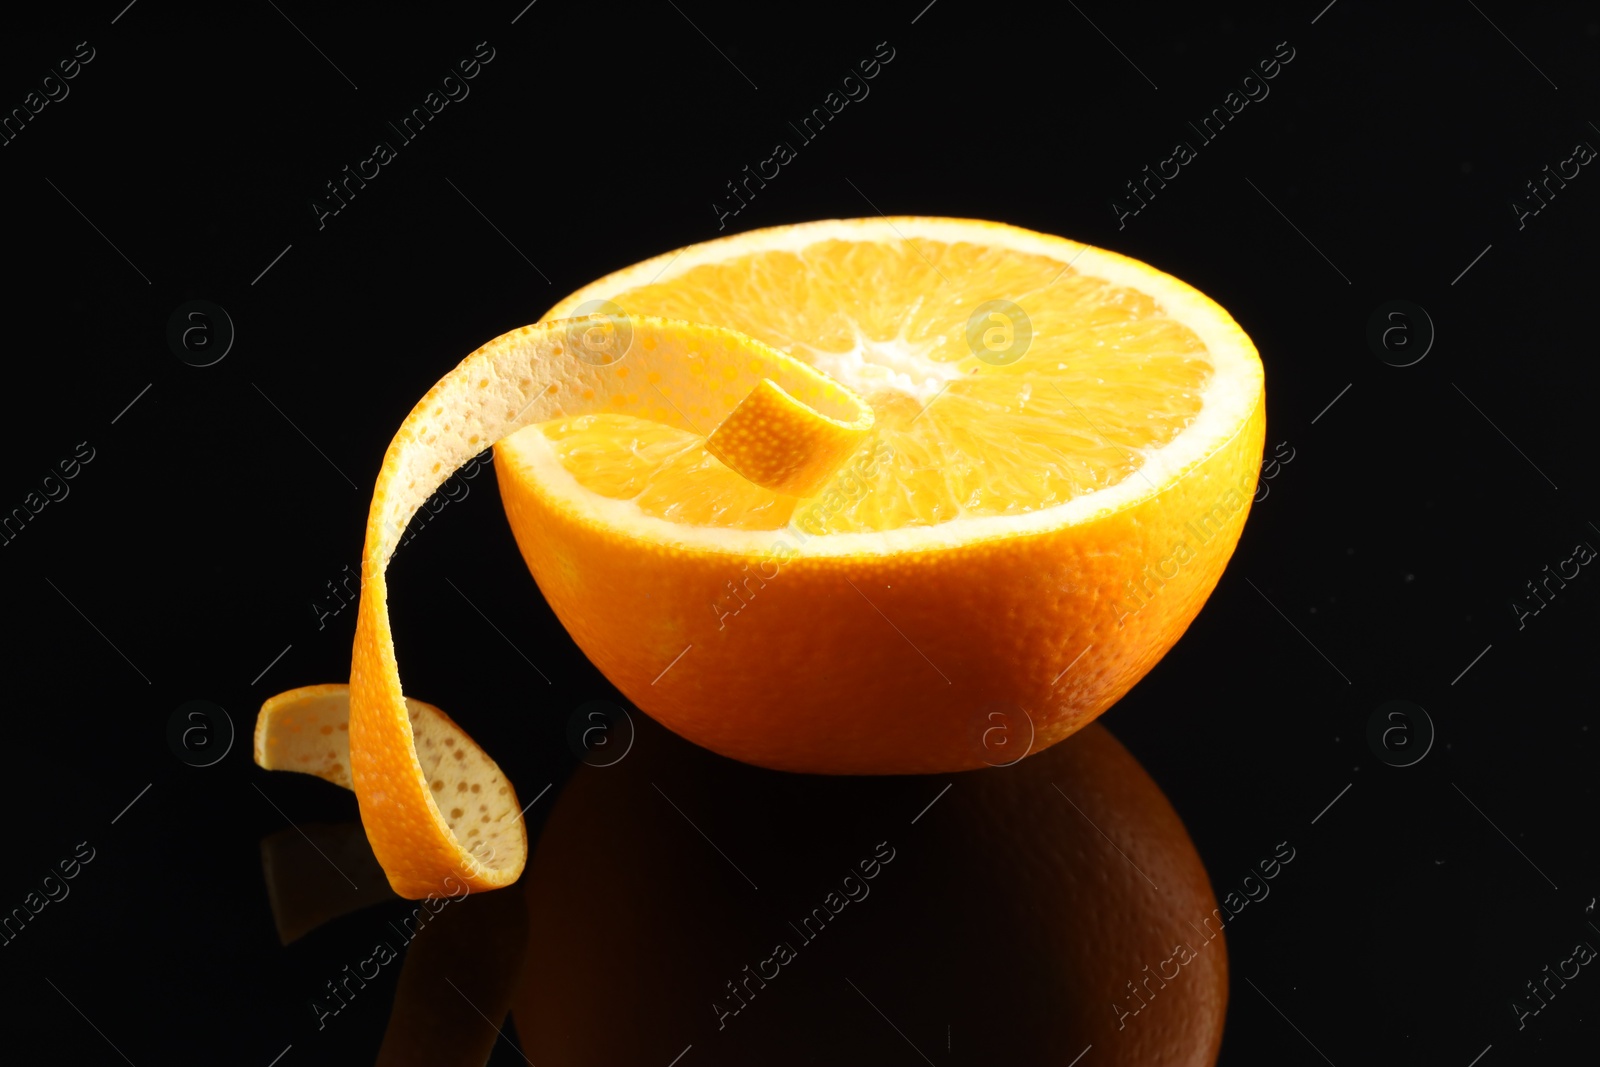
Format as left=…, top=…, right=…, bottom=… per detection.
left=2, top=1, right=1598, bottom=1064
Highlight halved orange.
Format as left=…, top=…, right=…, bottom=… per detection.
left=257, top=217, right=1265, bottom=898
left=502, top=217, right=1264, bottom=775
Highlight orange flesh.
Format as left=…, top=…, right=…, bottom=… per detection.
left=536, top=239, right=1211, bottom=533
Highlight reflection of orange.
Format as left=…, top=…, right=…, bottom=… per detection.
left=512, top=714, right=1227, bottom=1066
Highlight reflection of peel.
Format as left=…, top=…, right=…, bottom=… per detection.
left=259, top=820, right=527, bottom=1067
left=259, top=822, right=395, bottom=945
left=375, top=886, right=528, bottom=1067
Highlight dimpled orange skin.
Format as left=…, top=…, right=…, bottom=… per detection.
left=704, top=377, right=872, bottom=496
left=495, top=398, right=1264, bottom=776
left=349, top=602, right=518, bottom=896
left=349, top=612, right=470, bottom=897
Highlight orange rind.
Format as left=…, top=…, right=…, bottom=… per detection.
left=257, top=322, right=868, bottom=898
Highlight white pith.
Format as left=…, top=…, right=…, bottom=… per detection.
left=505, top=217, right=1263, bottom=559
left=802, top=325, right=962, bottom=406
